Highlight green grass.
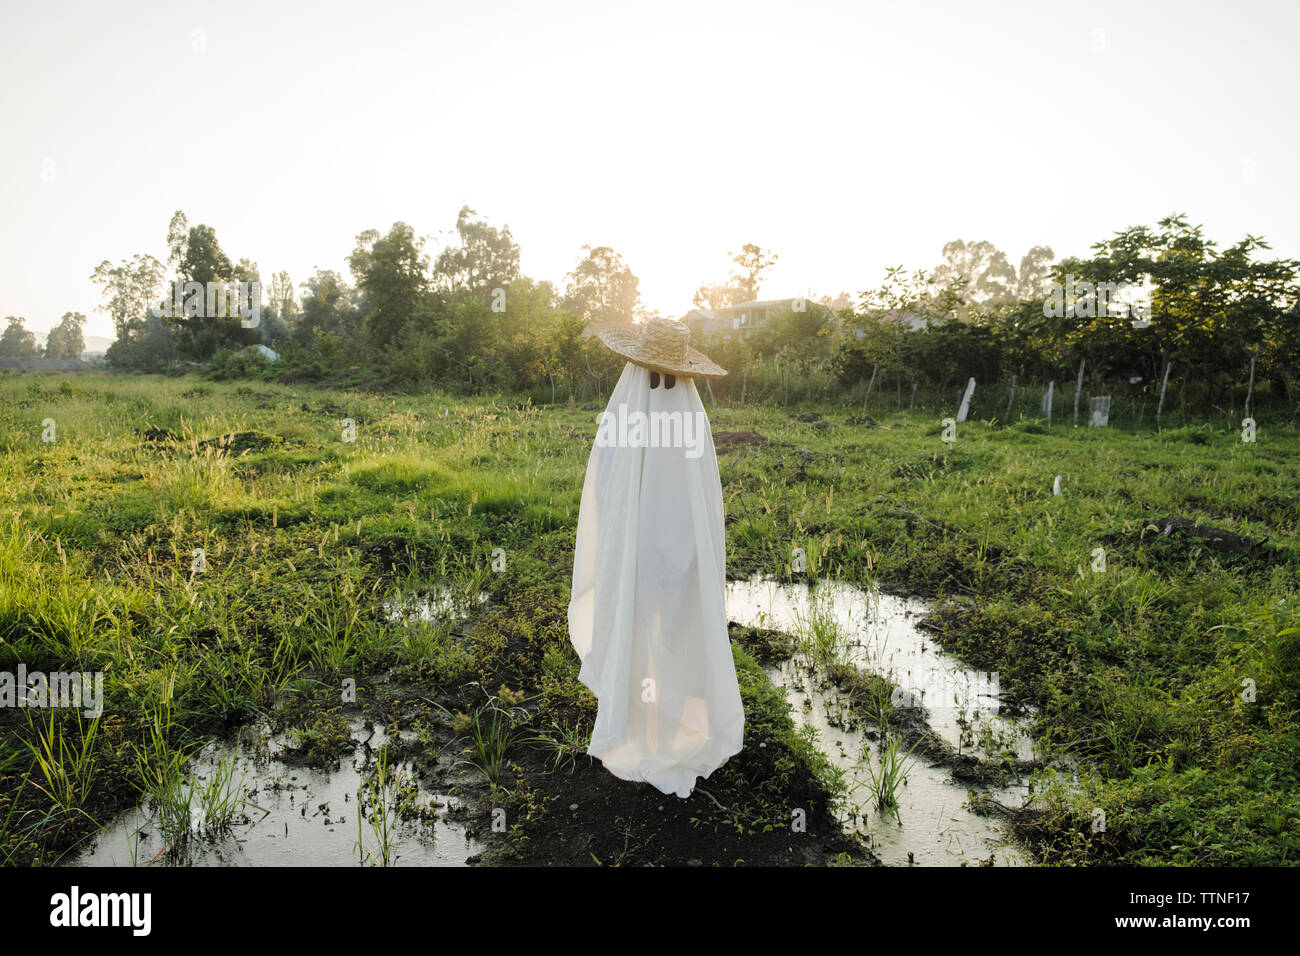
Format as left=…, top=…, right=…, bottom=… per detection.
left=24, top=709, right=99, bottom=815
left=0, top=371, right=1297, bottom=864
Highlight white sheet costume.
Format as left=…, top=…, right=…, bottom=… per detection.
left=567, top=362, right=744, bottom=797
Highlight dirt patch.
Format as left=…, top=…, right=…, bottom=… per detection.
left=476, top=740, right=871, bottom=867
left=1131, top=515, right=1280, bottom=565
left=728, top=622, right=797, bottom=665
left=359, top=535, right=431, bottom=574
left=197, top=430, right=287, bottom=454
left=784, top=447, right=819, bottom=480
left=891, top=451, right=957, bottom=479
left=299, top=401, right=369, bottom=422
left=231, top=387, right=275, bottom=401
left=714, top=430, right=769, bottom=453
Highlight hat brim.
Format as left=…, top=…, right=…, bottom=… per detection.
left=595, top=327, right=728, bottom=379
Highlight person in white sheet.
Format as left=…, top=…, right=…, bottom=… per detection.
left=568, top=317, right=744, bottom=798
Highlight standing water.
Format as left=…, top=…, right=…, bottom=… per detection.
left=74, top=717, right=481, bottom=867
left=727, top=575, right=1043, bottom=866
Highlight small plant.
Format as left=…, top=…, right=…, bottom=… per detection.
left=130, top=703, right=251, bottom=849
left=526, top=719, right=591, bottom=774
left=864, top=675, right=898, bottom=732
left=589, top=825, right=642, bottom=867
left=299, top=591, right=374, bottom=677
left=857, top=731, right=919, bottom=823
left=432, top=683, right=531, bottom=786
left=192, top=750, right=248, bottom=832
left=464, top=700, right=525, bottom=785
left=355, top=744, right=416, bottom=866
left=793, top=588, right=850, bottom=672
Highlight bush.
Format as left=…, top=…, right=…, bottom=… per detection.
left=205, top=348, right=271, bottom=381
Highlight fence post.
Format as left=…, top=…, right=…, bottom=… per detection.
left=957, top=377, right=976, bottom=422
left=862, top=363, right=878, bottom=412
left=1245, top=354, right=1257, bottom=420
left=1156, top=360, right=1172, bottom=429
left=1089, top=395, right=1111, bottom=427
left=1073, top=359, right=1086, bottom=426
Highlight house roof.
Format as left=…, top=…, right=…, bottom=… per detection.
left=723, top=298, right=801, bottom=311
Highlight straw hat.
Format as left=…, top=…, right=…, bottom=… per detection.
left=596, top=317, right=728, bottom=379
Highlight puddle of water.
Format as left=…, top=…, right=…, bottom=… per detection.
left=727, top=575, right=1041, bottom=866
left=766, top=656, right=1026, bottom=866
left=73, top=719, right=481, bottom=867
left=728, top=576, right=1036, bottom=761
left=381, top=588, right=489, bottom=624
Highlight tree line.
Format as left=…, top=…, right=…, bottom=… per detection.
left=10, top=208, right=1296, bottom=415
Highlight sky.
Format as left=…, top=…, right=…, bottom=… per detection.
left=2, top=0, right=1298, bottom=341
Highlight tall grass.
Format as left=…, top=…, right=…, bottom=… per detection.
left=792, top=587, right=851, bottom=673
left=24, top=710, right=100, bottom=814
left=355, top=744, right=416, bottom=866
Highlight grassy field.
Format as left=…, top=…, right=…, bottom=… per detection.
left=1, top=371, right=1297, bottom=866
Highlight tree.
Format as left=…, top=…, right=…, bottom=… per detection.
left=180, top=224, right=235, bottom=286
left=90, top=254, right=165, bottom=340
left=731, top=243, right=779, bottom=300
left=349, top=222, right=430, bottom=352
left=432, top=205, right=521, bottom=297
left=296, top=269, right=359, bottom=347
left=44, top=312, right=87, bottom=359
left=0, top=317, right=40, bottom=357
left=835, top=266, right=969, bottom=391
left=692, top=281, right=745, bottom=310
left=1016, top=245, right=1056, bottom=301
left=164, top=223, right=256, bottom=359
left=267, top=270, right=297, bottom=334
left=1044, top=214, right=1300, bottom=398
left=749, top=302, right=834, bottom=362
left=564, top=245, right=640, bottom=325
left=544, top=311, right=589, bottom=400
left=104, top=314, right=176, bottom=371
left=930, top=239, right=1018, bottom=311
left=692, top=243, right=779, bottom=309
left=166, top=210, right=189, bottom=273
